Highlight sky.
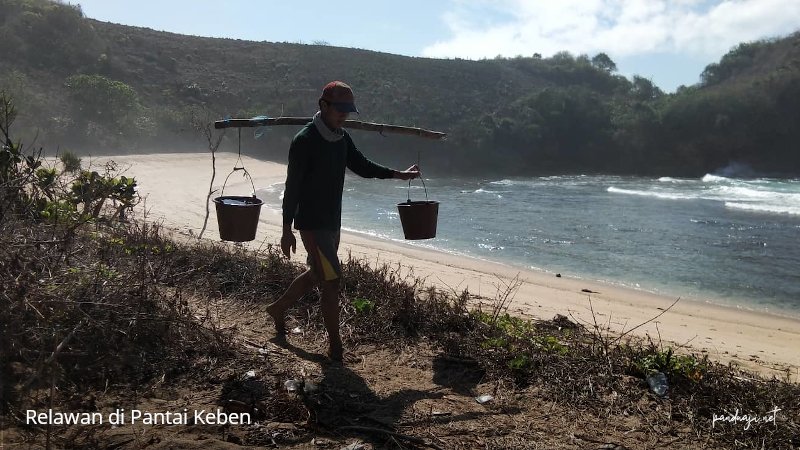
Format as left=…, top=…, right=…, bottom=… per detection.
left=73, top=0, right=800, bottom=93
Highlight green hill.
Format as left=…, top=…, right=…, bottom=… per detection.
left=2, top=0, right=799, bottom=176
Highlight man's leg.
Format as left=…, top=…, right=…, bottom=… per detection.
left=299, top=230, right=344, bottom=361
left=320, top=279, right=343, bottom=361
left=267, top=269, right=316, bottom=337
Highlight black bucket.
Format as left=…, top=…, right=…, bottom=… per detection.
left=214, top=195, right=263, bottom=242
left=397, top=200, right=439, bottom=240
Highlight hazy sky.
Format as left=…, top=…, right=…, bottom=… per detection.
left=74, top=0, right=800, bottom=92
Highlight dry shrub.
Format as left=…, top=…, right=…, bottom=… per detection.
left=0, top=216, right=234, bottom=418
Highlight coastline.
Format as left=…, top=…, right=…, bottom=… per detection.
left=92, top=152, right=800, bottom=380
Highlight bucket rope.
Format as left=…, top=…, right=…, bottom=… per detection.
left=406, top=151, right=428, bottom=202
left=220, top=127, right=257, bottom=197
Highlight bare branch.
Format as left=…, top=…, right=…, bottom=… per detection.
left=192, top=109, right=226, bottom=239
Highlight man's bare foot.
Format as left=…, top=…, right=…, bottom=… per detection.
left=266, top=304, right=286, bottom=337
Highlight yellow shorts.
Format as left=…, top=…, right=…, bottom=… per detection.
left=300, top=230, right=341, bottom=282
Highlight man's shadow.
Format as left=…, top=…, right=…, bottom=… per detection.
left=269, top=337, right=512, bottom=446
left=268, top=338, right=442, bottom=443
left=431, top=354, right=485, bottom=396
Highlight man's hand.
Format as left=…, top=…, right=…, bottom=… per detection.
left=280, top=230, right=296, bottom=258
left=394, top=164, right=421, bottom=180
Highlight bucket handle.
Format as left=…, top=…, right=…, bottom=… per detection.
left=406, top=172, right=429, bottom=203
left=220, top=166, right=257, bottom=198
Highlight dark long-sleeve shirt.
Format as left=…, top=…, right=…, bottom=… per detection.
left=282, top=123, right=394, bottom=231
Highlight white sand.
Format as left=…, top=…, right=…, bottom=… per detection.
left=93, top=152, right=800, bottom=380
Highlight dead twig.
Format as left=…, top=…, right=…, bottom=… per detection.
left=193, top=109, right=226, bottom=240
left=611, top=297, right=681, bottom=345
left=490, top=273, right=522, bottom=325
left=22, top=318, right=85, bottom=391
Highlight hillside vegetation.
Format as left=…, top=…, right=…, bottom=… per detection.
left=2, top=0, right=800, bottom=176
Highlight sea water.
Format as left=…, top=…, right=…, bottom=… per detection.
left=219, top=198, right=251, bottom=206
left=257, top=174, right=800, bottom=318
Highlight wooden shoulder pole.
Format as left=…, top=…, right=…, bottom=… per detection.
left=214, top=117, right=446, bottom=140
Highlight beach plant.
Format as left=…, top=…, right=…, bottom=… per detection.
left=473, top=310, right=535, bottom=338
left=33, top=166, right=58, bottom=200
left=474, top=310, right=570, bottom=353
left=69, top=167, right=138, bottom=220
left=37, top=198, right=78, bottom=223
left=634, top=347, right=708, bottom=381
left=481, top=336, right=509, bottom=350
left=107, top=235, right=175, bottom=256
left=352, top=297, right=374, bottom=314
left=534, top=335, right=569, bottom=356
left=59, top=150, right=81, bottom=173
left=508, top=353, right=534, bottom=370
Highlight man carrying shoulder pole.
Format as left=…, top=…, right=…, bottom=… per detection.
left=267, top=81, right=420, bottom=362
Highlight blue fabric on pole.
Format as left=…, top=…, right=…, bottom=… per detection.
left=253, top=115, right=270, bottom=139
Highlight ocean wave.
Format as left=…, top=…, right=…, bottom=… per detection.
left=657, top=177, right=691, bottom=183
left=724, top=202, right=800, bottom=216
left=713, top=185, right=775, bottom=200
left=258, top=181, right=285, bottom=192
left=607, top=187, right=698, bottom=200
left=715, top=187, right=800, bottom=206
left=255, top=184, right=285, bottom=203
left=259, top=204, right=282, bottom=215
left=474, top=188, right=509, bottom=194
left=340, top=226, right=392, bottom=240
left=478, top=243, right=505, bottom=251
left=690, top=218, right=720, bottom=225
left=488, top=178, right=540, bottom=188
left=543, top=239, right=574, bottom=245
left=341, top=226, right=463, bottom=255
left=541, top=174, right=618, bottom=186
left=702, top=174, right=731, bottom=183
left=701, top=174, right=800, bottom=189
left=489, top=176, right=604, bottom=188
left=610, top=184, right=800, bottom=207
